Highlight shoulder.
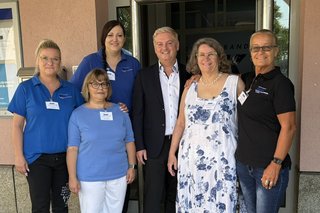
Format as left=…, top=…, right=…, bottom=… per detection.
left=138, top=64, right=158, bottom=75
left=111, top=103, right=127, bottom=115
left=178, top=63, right=191, bottom=77
left=272, top=71, right=294, bottom=90
left=82, top=50, right=102, bottom=62
left=72, top=104, right=86, bottom=113
left=17, top=77, right=38, bottom=92
left=124, top=54, right=140, bottom=64
left=61, top=79, right=79, bottom=90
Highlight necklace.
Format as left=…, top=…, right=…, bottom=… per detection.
left=200, top=72, right=222, bottom=87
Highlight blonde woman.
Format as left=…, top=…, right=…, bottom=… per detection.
left=8, top=39, right=83, bottom=212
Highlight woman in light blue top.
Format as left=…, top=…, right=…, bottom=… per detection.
left=67, top=68, right=136, bottom=213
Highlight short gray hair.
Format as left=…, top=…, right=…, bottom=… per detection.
left=249, top=29, right=278, bottom=47
left=153, top=26, right=178, bottom=43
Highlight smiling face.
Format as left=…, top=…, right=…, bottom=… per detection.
left=153, top=32, right=179, bottom=66
left=37, top=48, right=61, bottom=77
left=250, top=32, right=279, bottom=74
left=196, top=44, right=219, bottom=74
left=105, top=25, right=126, bottom=54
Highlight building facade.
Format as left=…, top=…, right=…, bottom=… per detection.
left=0, top=0, right=319, bottom=212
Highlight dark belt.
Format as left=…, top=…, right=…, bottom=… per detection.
left=164, top=135, right=172, bottom=140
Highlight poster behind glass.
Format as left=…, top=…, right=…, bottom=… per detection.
left=0, top=6, right=21, bottom=115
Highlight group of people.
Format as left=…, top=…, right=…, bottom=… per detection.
left=8, top=18, right=296, bottom=213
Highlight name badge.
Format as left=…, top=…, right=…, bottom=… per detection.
left=107, top=70, right=116, bottom=81
left=203, top=101, right=215, bottom=109
left=100, top=111, right=113, bottom=121
left=238, top=91, right=248, bottom=105
left=45, top=101, right=60, bottom=110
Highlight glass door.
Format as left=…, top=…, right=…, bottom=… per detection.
left=133, top=0, right=255, bottom=73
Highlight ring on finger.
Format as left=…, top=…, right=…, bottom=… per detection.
left=265, top=180, right=269, bottom=185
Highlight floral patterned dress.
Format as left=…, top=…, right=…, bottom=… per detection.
left=177, top=75, right=238, bottom=213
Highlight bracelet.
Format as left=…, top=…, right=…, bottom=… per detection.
left=129, top=164, right=137, bottom=169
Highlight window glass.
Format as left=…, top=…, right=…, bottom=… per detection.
left=274, top=0, right=290, bottom=76
left=0, top=3, right=22, bottom=115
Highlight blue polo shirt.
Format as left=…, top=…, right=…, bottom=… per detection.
left=8, top=75, right=84, bottom=164
left=70, top=49, right=141, bottom=111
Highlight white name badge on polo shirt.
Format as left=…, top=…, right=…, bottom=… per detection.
left=45, top=101, right=60, bottom=110
left=238, top=91, right=248, bottom=105
left=107, top=70, right=116, bottom=81
left=100, top=111, right=113, bottom=121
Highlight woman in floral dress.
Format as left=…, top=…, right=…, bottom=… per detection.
left=168, top=38, right=244, bottom=213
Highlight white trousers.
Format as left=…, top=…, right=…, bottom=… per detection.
left=79, top=176, right=127, bottom=213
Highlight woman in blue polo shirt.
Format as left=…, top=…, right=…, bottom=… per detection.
left=70, top=20, right=141, bottom=113
left=8, top=39, right=84, bottom=212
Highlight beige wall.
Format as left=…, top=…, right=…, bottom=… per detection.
left=19, top=0, right=106, bottom=75
left=299, top=0, right=320, bottom=171
left=0, top=0, right=108, bottom=165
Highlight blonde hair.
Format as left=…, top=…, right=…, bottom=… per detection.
left=81, top=68, right=112, bottom=102
left=34, top=39, right=61, bottom=74
left=153, top=26, right=178, bottom=43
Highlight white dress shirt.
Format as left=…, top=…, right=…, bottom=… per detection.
left=159, top=61, right=180, bottom=136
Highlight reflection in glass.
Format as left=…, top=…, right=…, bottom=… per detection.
left=117, top=6, right=133, bottom=53
left=0, top=7, right=21, bottom=112
left=274, top=0, right=290, bottom=76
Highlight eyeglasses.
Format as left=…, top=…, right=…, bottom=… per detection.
left=39, top=56, right=60, bottom=64
left=250, top=45, right=278, bottom=53
left=196, top=52, right=218, bottom=60
left=89, top=82, right=110, bottom=89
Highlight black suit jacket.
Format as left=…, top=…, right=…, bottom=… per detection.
left=132, top=63, right=191, bottom=158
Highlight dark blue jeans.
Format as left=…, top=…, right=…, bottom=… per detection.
left=27, top=153, right=70, bottom=213
left=236, top=161, right=289, bottom=213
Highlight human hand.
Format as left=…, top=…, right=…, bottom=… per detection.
left=261, top=161, right=281, bottom=189
left=184, top=74, right=201, bottom=89
left=119, top=102, right=128, bottom=113
left=69, top=177, right=80, bottom=194
left=126, top=168, right=136, bottom=184
left=136, top=150, right=147, bottom=165
left=15, top=155, right=29, bottom=176
left=167, top=154, right=177, bottom=176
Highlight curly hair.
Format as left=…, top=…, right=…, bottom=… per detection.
left=186, top=37, right=230, bottom=75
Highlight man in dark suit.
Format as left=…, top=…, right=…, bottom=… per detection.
left=132, top=27, right=191, bottom=213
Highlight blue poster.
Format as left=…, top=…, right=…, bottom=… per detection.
left=0, top=64, right=9, bottom=108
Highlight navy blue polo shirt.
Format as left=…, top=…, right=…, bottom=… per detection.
left=236, top=67, right=296, bottom=168
left=8, top=75, right=84, bottom=164
left=70, top=49, right=141, bottom=112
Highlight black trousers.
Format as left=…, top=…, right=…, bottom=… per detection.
left=143, top=136, right=177, bottom=213
left=27, top=153, right=70, bottom=213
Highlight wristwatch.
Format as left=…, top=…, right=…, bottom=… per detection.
left=272, top=157, right=283, bottom=165
left=129, top=164, right=137, bottom=169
